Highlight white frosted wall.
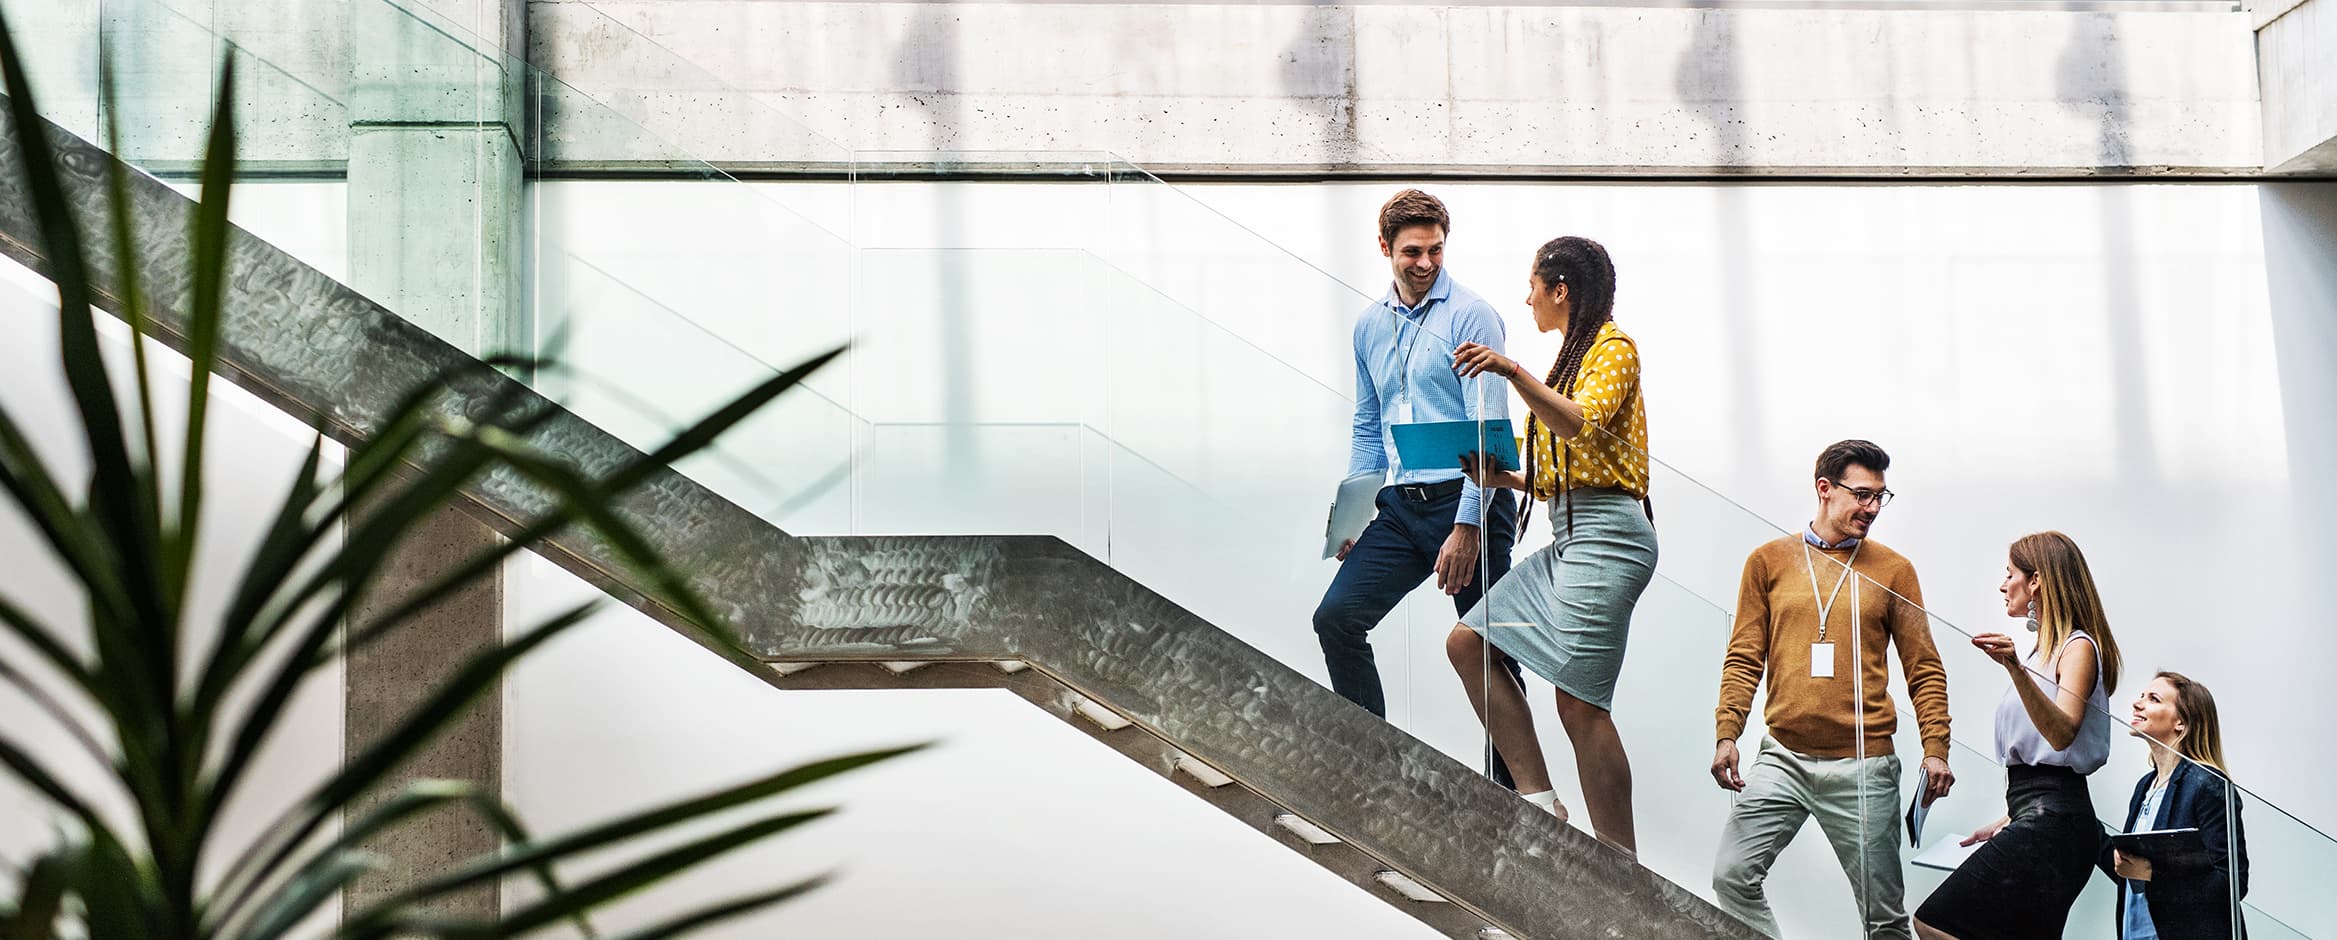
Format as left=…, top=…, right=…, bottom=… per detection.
left=531, top=177, right=2336, bottom=938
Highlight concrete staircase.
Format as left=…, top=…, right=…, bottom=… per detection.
left=0, top=101, right=1753, bottom=940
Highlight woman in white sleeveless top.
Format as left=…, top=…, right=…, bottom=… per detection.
left=1916, top=531, right=2124, bottom=940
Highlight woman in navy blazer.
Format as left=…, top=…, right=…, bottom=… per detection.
left=2100, top=671, right=2248, bottom=939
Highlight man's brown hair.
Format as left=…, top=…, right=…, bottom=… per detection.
left=1814, top=439, right=1890, bottom=482
left=1378, top=189, right=1451, bottom=245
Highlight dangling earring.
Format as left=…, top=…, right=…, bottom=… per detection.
left=2024, top=599, right=2041, bottom=634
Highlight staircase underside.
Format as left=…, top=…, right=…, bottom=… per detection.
left=0, top=101, right=1752, bottom=940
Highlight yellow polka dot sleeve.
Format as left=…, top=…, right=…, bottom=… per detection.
left=1573, top=330, right=1637, bottom=429
left=1528, top=322, right=1651, bottom=501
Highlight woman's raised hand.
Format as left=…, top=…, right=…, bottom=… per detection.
left=1457, top=452, right=1526, bottom=492
left=1452, top=342, right=1517, bottom=380
left=1971, top=633, right=2022, bottom=671
left=1960, top=815, right=2010, bottom=846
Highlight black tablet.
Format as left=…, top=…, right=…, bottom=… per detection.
left=2110, top=827, right=2204, bottom=860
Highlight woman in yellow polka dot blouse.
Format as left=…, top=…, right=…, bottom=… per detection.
left=1446, top=235, right=1658, bottom=855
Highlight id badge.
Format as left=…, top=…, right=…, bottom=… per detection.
left=1393, top=395, right=1415, bottom=425
left=1810, top=643, right=1835, bottom=678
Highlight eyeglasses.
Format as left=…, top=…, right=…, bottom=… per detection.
left=1831, top=481, right=1895, bottom=508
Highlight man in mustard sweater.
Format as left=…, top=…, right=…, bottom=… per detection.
left=1710, top=439, right=1956, bottom=939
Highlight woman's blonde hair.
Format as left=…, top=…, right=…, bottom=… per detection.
left=2154, top=670, right=2230, bottom=774
left=2009, top=531, right=2122, bottom=696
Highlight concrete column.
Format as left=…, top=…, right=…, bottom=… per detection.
left=2259, top=0, right=2337, bottom=172
left=343, top=0, right=526, bottom=919
left=347, top=0, right=527, bottom=357
left=344, top=488, right=505, bottom=917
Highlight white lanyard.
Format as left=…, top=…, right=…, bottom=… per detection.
left=1388, top=307, right=1428, bottom=447
left=1801, top=541, right=1861, bottom=644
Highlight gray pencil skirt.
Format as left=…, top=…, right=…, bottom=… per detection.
left=1460, top=487, right=1657, bottom=711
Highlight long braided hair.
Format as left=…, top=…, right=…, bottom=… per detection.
left=1518, top=237, right=1619, bottom=535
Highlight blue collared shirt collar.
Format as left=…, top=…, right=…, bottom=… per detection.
left=1380, top=269, right=1455, bottom=318
left=1803, top=524, right=1861, bottom=550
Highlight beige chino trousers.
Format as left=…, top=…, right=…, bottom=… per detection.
left=1712, top=736, right=1911, bottom=939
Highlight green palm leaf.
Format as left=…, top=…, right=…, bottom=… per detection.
left=592, top=876, right=833, bottom=940
left=4, top=848, right=70, bottom=940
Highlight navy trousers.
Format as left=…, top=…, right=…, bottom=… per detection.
left=1313, top=483, right=1523, bottom=787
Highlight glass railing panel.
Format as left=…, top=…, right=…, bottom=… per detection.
left=528, top=175, right=856, bottom=398
left=69, top=0, right=871, bottom=532
left=845, top=246, right=1100, bottom=427
left=1098, top=262, right=1359, bottom=523
left=524, top=160, right=859, bottom=524
left=513, top=62, right=1473, bottom=752
left=1091, top=158, right=1373, bottom=394
left=2246, top=908, right=2312, bottom=940
left=1099, top=260, right=1368, bottom=702
left=519, top=0, right=851, bottom=235
left=100, top=0, right=288, bottom=171
left=521, top=34, right=863, bottom=533
left=804, top=237, right=1478, bottom=755
left=849, top=420, right=1088, bottom=541
left=1598, top=570, right=1739, bottom=874
left=841, top=158, right=1120, bottom=545
left=527, top=254, right=863, bottom=533
left=1643, top=457, right=1808, bottom=610
left=391, top=0, right=862, bottom=524
left=848, top=152, right=1114, bottom=251
left=102, top=0, right=861, bottom=372
left=55, top=0, right=354, bottom=282
left=842, top=166, right=1472, bottom=749
left=92, top=0, right=509, bottom=356
left=8, top=0, right=102, bottom=144
left=2233, top=784, right=2332, bottom=939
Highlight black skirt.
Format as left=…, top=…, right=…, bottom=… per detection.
left=1916, top=765, right=2102, bottom=939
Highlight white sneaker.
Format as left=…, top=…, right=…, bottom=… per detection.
left=1523, top=790, right=1569, bottom=822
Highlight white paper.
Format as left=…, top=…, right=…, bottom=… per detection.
left=1323, top=471, right=1384, bottom=560
left=1911, top=835, right=1983, bottom=871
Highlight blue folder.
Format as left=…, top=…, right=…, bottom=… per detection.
left=1390, top=419, right=1520, bottom=472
